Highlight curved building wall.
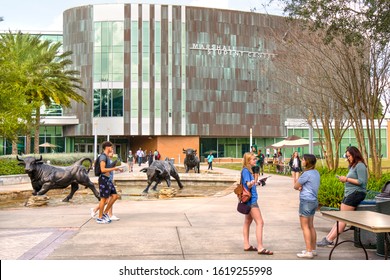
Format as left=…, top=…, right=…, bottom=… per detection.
left=63, top=5, right=94, bottom=136
left=63, top=4, right=290, bottom=138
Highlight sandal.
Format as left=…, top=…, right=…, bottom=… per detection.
left=244, top=246, right=257, bottom=251
left=258, top=248, right=273, bottom=255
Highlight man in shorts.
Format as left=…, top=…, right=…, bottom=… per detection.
left=96, top=141, right=123, bottom=224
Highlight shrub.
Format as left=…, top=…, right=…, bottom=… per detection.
left=318, top=173, right=345, bottom=208
left=318, top=168, right=390, bottom=208
left=0, top=157, right=25, bottom=175
left=0, top=153, right=95, bottom=175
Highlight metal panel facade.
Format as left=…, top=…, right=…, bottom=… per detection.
left=63, top=4, right=289, bottom=138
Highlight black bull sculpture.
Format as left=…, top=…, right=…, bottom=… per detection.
left=140, top=159, right=184, bottom=194
left=183, top=148, right=200, bottom=173
left=17, top=155, right=100, bottom=202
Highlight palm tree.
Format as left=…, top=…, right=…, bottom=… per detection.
left=26, top=39, right=86, bottom=153
left=1, top=31, right=86, bottom=154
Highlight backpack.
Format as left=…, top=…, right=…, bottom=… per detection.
left=376, top=181, right=390, bottom=199
left=259, top=153, right=265, bottom=164
left=94, top=154, right=107, bottom=176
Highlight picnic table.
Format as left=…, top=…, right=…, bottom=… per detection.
left=321, top=211, right=390, bottom=260
left=265, top=160, right=290, bottom=175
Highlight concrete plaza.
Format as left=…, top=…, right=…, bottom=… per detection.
left=0, top=163, right=385, bottom=260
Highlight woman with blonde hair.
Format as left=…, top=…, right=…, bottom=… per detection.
left=241, top=152, right=273, bottom=255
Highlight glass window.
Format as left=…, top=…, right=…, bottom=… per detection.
left=142, top=88, right=149, bottom=117
left=131, top=88, right=138, bottom=118
left=93, top=21, right=124, bottom=83
left=112, top=89, right=124, bottom=117
left=93, top=88, right=123, bottom=117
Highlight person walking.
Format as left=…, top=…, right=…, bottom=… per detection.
left=289, top=151, right=302, bottom=186
left=207, top=151, right=214, bottom=170
left=257, top=149, right=265, bottom=176
left=294, top=154, right=320, bottom=259
left=317, top=146, right=368, bottom=247
left=148, top=150, right=154, bottom=166
left=136, top=148, right=143, bottom=166
left=241, top=152, right=273, bottom=255
left=91, top=150, right=121, bottom=221
left=96, top=141, right=123, bottom=224
left=127, top=150, right=134, bottom=172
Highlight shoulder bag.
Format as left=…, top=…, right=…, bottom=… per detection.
left=235, top=169, right=252, bottom=214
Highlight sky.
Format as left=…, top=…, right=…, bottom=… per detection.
left=0, top=0, right=285, bottom=32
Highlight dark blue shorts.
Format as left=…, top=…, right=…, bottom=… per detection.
left=342, top=191, right=366, bottom=207
left=291, top=167, right=300, bottom=172
left=98, top=175, right=117, bottom=198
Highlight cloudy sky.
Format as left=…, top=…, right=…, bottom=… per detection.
left=0, top=0, right=285, bottom=32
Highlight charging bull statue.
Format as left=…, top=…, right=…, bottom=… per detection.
left=183, top=148, right=200, bottom=173
left=17, top=155, right=100, bottom=202
left=140, top=158, right=184, bottom=194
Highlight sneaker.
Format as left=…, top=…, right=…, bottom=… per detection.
left=297, top=251, right=314, bottom=259
left=96, top=218, right=109, bottom=224
left=302, top=250, right=317, bottom=256
left=102, top=213, right=111, bottom=223
left=90, top=208, right=97, bottom=218
left=317, top=237, right=334, bottom=247
left=110, top=215, right=120, bottom=221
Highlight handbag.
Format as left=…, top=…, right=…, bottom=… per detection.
left=234, top=170, right=252, bottom=203
left=237, top=201, right=251, bottom=214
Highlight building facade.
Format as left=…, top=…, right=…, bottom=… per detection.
left=1, top=3, right=388, bottom=161
left=61, top=3, right=292, bottom=161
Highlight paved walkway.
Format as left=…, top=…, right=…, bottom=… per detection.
left=0, top=163, right=384, bottom=260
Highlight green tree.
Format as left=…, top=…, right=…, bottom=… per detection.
left=279, top=0, right=390, bottom=178
left=0, top=33, right=35, bottom=144
left=0, top=31, right=86, bottom=154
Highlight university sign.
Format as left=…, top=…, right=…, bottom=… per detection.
left=190, top=43, right=276, bottom=59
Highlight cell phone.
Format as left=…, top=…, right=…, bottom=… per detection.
left=335, top=175, right=340, bottom=179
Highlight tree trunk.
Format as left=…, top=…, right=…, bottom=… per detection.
left=367, top=118, right=382, bottom=178
left=11, top=140, right=18, bottom=155
left=25, top=133, right=31, bottom=154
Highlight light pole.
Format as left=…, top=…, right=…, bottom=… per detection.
left=44, top=127, right=47, bottom=153
left=93, top=119, right=98, bottom=161
left=250, top=128, right=253, bottom=152
left=308, top=115, right=313, bottom=154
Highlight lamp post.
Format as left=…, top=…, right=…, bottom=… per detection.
left=250, top=128, right=253, bottom=152
left=44, top=127, right=47, bottom=153
left=308, top=115, right=313, bottom=154
left=93, top=119, right=98, bottom=161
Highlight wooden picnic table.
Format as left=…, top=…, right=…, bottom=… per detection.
left=321, top=211, right=390, bottom=260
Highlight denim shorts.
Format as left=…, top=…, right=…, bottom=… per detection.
left=249, top=202, right=259, bottom=208
left=342, top=191, right=366, bottom=207
left=299, top=199, right=318, bottom=217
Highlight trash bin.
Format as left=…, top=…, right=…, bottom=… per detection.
left=354, top=200, right=377, bottom=249
left=375, top=199, right=390, bottom=257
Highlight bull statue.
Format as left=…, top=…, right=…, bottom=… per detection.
left=17, top=155, right=100, bottom=202
left=140, top=158, right=184, bottom=194
left=183, top=148, right=200, bottom=173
